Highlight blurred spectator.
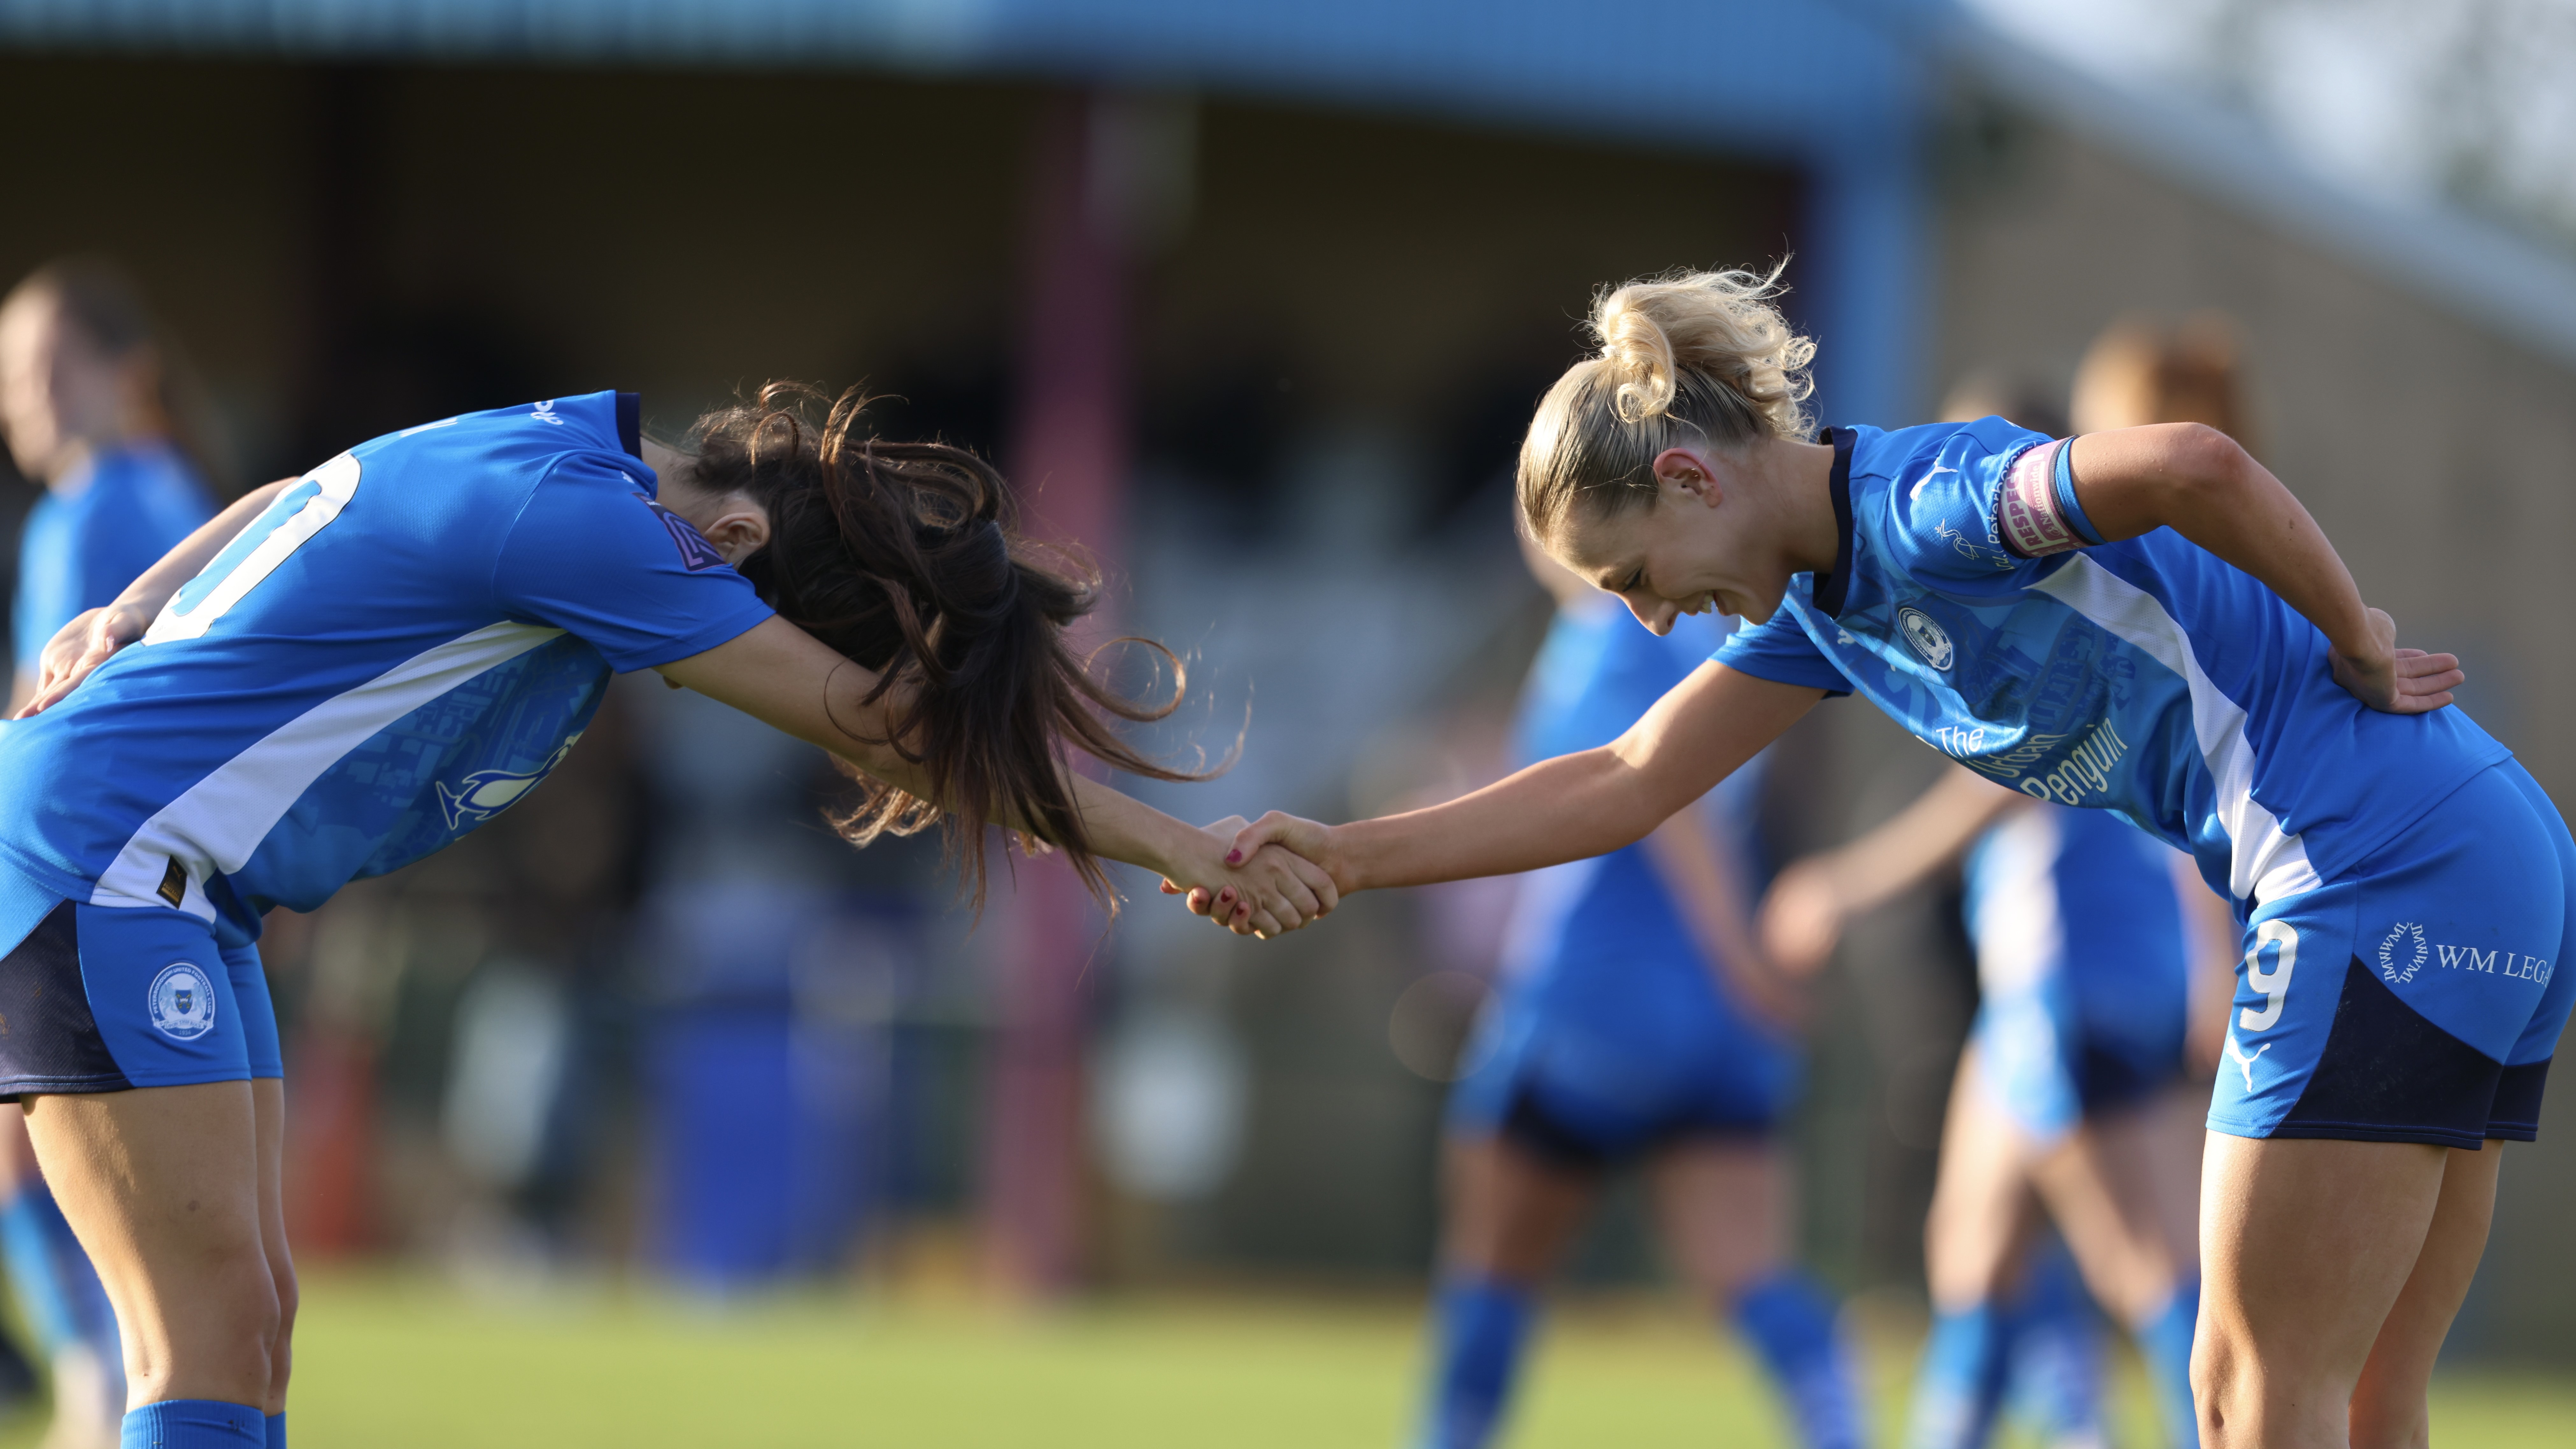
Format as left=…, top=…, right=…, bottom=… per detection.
left=0, top=258, right=222, bottom=1449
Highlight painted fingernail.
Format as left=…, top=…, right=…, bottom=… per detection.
left=1226, top=849, right=1242, bottom=864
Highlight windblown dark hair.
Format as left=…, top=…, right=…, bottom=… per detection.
left=682, top=382, right=1213, bottom=912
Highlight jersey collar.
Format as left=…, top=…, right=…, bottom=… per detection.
left=1811, top=426, right=1856, bottom=617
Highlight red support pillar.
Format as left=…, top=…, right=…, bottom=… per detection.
left=981, top=90, right=1135, bottom=1296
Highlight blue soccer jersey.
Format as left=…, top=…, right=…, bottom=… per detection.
left=0, top=391, right=774, bottom=956
left=1714, top=421, right=2511, bottom=909
left=1450, top=604, right=1796, bottom=1155
left=12, top=439, right=215, bottom=676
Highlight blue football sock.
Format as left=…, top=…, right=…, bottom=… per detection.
left=1907, top=1303, right=2017, bottom=1449
left=1733, top=1272, right=1865, bottom=1449
left=2132, top=1280, right=2201, bottom=1449
left=265, top=1413, right=285, bottom=1449
left=119, top=1399, right=266, bottom=1448
left=2002, top=1242, right=2105, bottom=1446
left=1415, top=1275, right=1537, bottom=1449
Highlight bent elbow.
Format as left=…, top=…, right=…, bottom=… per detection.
left=2166, top=422, right=2251, bottom=496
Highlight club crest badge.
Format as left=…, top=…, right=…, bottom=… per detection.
left=147, top=962, right=218, bottom=1042
left=2378, top=922, right=2428, bottom=985
left=1897, top=607, right=1954, bottom=671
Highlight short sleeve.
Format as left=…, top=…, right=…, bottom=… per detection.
left=492, top=456, right=775, bottom=671
left=1873, top=417, right=2071, bottom=597
left=1712, top=608, right=1852, bottom=694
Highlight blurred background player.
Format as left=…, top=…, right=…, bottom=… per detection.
left=0, top=259, right=219, bottom=1449
left=1759, top=318, right=2261, bottom=1449
left=1412, top=534, right=1859, bottom=1449
left=1763, top=770, right=2218, bottom=1449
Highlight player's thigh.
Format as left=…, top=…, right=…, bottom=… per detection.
left=23, top=1080, right=274, bottom=1404
left=1646, top=1137, right=1785, bottom=1300
left=2029, top=1107, right=2183, bottom=1324
left=1925, top=1047, right=2045, bottom=1307
left=2197, top=1134, right=2447, bottom=1400
left=1440, top=1134, right=1598, bottom=1281
left=2348, top=1143, right=2503, bottom=1449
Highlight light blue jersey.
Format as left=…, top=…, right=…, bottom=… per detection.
left=1450, top=606, right=1796, bottom=1156
left=1718, top=422, right=2570, bottom=1148
left=1961, top=804, right=2189, bottom=1143
left=1715, top=421, right=2509, bottom=910
left=12, top=440, right=215, bottom=675
left=0, top=391, right=774, bottom=957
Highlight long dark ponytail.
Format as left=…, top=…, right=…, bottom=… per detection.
left=683, top=382, right=1214, bottom=911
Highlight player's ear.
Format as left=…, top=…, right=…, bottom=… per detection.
left=1651, top=447, right=1722, bottom=507
left=699, top=501, right=771, bottom=565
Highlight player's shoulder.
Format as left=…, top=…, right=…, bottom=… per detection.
left=1847, top=418, right=2046, bottom=488
left=1849, top=417, right=2052, bottom=585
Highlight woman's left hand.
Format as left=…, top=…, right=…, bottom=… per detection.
left=2328, top=607, right=2462, bottom=715
left=1158, top=817, right=1341, bottom=938
left=15, top=603, right=151, bottom=719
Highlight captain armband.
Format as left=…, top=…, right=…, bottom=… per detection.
left=1995, top=438, right=2106, bottom=559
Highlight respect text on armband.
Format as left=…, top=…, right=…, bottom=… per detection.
left=2011, top=718, right=2130, bottom=804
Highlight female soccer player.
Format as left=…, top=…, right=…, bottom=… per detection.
left=1206, top=267, right=2573, bottom=1449
left=2, top=258, right=223, bottom=1449
left=0, top=386, right=1331, bottom=1448
left=1754, top=322, right=2264, bottom=1449
left=1412, top=536, right=1856, bottom=1449
left=1763, top=769, right=2217, bottom=1449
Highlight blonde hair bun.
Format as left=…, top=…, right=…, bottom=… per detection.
left=1519, top=262, right=1816, bottom=540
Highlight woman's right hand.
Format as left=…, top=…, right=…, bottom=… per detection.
left=1756, top=856, right=1850, bottom=978
left=14, top=603, right=151, bottom=718
left=1158, top=816, right=1341, bottom=938
left=2327, top=607, right=2462, bottom=715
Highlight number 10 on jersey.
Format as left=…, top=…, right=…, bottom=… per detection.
left=146, top=453, right=362, bottom=644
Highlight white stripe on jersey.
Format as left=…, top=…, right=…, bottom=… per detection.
left=1972, top=805, right=2064, bottom=996
left=90, top=622, right=565, bottom=920
left=2035, top=557, right=2323, bottom=905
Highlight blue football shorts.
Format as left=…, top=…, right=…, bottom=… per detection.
left=1971, top=972, right=2186, bottom=1147
left=2209, top=759, right=2576, bottom=1148
left=1447, top=992, right=1799, bottom=1169
left=0, top=898, right=283, bottom=1097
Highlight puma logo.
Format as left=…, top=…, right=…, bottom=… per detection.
left=2222, top=1033, right=2271, bottom=1093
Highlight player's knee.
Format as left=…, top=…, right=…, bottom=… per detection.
left=270, top=1266, right=302, bottom=1390
left=198, top=1241, right=285, bottom=1382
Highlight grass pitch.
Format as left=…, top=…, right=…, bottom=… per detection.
left=5, top=1273, right=2570, bottom=1446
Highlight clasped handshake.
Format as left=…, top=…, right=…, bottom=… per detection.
left=1156, top=812, right=1342, bottom=940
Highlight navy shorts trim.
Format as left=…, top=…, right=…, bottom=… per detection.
left=2267, top=958, right=2528, bottom=1150
left=1494, top=1083, right=1773, bottom=1172
left=0, top=903, right=134, bottom=1099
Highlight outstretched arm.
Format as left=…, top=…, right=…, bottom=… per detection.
left=1216, top=663, right=1825, bottom=898
left=2070, top=424, right=2459, bottom=713
left=1757, top=765, right=2025, bottom=975
left=657, top=617, right=1334, bottom=935
left=13, top=477, right=296, bottom=718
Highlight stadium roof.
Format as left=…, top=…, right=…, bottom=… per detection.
left=0, top=0, right=1920, bottom=165
left=7, top=0, right=2572, bottom=374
